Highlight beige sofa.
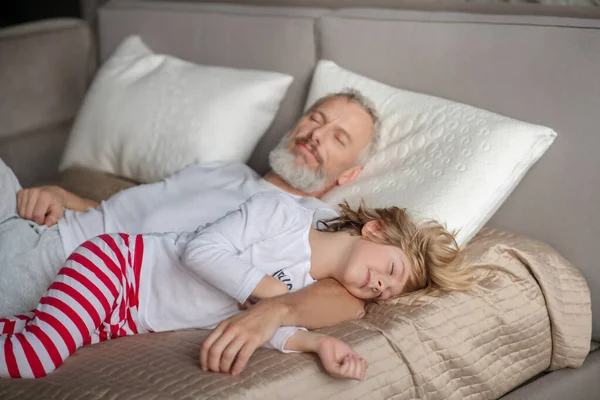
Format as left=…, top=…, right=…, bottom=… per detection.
left=1, top=1, right=599, bottom=398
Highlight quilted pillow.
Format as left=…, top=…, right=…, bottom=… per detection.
left=307, top=60, right=556, bottom=245
left=60, top=36, right=293, bottom=183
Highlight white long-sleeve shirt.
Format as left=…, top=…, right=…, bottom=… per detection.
left=137, top=192, right=337, bottom=352
left=58, top=161, right=331, bottom=257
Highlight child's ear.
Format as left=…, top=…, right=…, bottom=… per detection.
left=361, top=220, right=385, bottom=239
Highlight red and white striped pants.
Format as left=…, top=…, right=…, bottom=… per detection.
left=0, top=233, right=147, bottom=379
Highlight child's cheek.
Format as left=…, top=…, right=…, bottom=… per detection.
left=342, top=264, right=356, bottom=286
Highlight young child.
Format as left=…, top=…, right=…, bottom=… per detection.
left=0, top=192, right=471, bottom=380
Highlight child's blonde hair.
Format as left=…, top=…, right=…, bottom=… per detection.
left=318, top=202, right=472, bottom=297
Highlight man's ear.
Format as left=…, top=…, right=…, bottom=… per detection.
left=361, top=220, right=384, bottom=239
left=336, top=165, right=363, bottom=187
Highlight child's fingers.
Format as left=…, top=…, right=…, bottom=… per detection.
left=324, top=350, right=367, bottom=380
left=360, top=358, right=368, bottom=380
left=340, top=356, right=359, bottom=380
left=338, top=355, right=351, bottom=378
left=346, top=355, right=365, bottom=380
left=236, top=301, right=253, bottom=311
left=350, top=357, right=362, bottom=380
left=355, top=356, right=367, bottom=380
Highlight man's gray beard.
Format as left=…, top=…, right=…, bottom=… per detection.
left=268, top=138, right=330, bottom=194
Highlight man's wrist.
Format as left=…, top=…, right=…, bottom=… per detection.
left=50, top=185, right=77, bottom=211
left=259, top=294, right=293, bottom=326
left=45, top=185, right=67, bottom=205
left=61, top=187, right=99, bottom=211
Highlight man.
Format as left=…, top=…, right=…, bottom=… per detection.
left=0, top=89, right=380, bottom=377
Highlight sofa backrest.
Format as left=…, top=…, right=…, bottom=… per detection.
left=157, top=0, right=600, bottom=18
left=0, top=19, right=95, bottom=186
left=98, top=0, right=600, bottom=339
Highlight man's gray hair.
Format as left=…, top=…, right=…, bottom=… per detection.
left=306, top=88, right=381, bottom=165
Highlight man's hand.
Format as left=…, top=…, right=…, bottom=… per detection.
left=17, top=185, right=99, bottom=225
left=200, top=298, right=288, bottom=376
left=315, top=336, right=368, bottom=381
left=17, top=186, right=66, bottom=227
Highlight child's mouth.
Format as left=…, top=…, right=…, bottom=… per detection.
left=360, top=270, right=371, bottom=289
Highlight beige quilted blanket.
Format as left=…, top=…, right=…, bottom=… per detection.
left=0, top=228, right=591, bottom=399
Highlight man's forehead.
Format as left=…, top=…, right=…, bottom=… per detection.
left=316, top=96, right=358, bottom=114
left=315, top=97, right=374, bottom=136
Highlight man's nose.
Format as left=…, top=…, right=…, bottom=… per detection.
left=309, top=125, right=327, bottom=144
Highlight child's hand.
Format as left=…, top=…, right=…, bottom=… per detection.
left=250, top=275, right=289, bottom=300
left=237, top=300, right=254, bottom=310
left=315, top=336, right=368, bottom=380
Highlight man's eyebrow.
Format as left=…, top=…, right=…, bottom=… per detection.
left=314, top=110, right=326, bottom=120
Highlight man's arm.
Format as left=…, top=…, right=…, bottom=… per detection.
left=200, top=278, right=364, bottom=375
left=275, top=278, right=365, bottom=329
left=17, top=185, right=99, bottom=226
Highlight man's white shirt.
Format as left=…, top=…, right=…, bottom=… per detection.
left=58, top=162, right=331, bottom=256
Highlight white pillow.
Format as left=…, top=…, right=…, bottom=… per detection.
left=60, top=36, right=293, bottom=183
left=307, top=60, right=556, bottom=245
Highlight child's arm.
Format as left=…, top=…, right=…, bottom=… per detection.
left=181, top=193, right=301, bottom=304
left=284, top=330, right=368, bottom=380
left=249, top=275, right=289, bottom=301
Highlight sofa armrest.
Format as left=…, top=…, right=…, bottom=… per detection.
left=0, top=18, right=96, bottom=186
